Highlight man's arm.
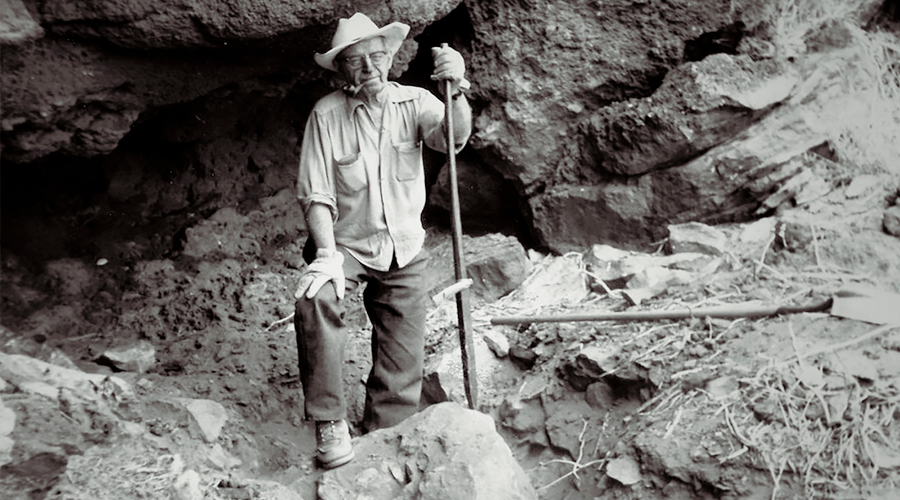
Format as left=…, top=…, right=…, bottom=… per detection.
left=306, top=203, right=337, bottom=254
left=445, top=91, right=472, bottom=148
left=296, top=202, right=345, bottom=300
left=431, top=45, right=472, bottom=146
left=296, top=108, right=344, bottom=300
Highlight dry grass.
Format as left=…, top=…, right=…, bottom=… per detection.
left=725, top=349, right=900, bottom=499
left=630, top=319, right=900, bottom=499
left=831, top=27, right=900, bottom=175
left=49, top=443, right=184, bottom=500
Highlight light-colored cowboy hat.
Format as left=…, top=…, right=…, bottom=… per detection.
left=314, top=13, right=410, bottom=72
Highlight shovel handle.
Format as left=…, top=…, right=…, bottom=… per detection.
left=491, top=298, right=833, bottom=325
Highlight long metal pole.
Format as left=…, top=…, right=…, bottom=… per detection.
left=444, top=70, right=477, bottom=410
left=491, top=298, right=833, bottom=325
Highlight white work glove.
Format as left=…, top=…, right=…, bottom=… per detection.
left=431, top=45, right=469, bottom=95
left=295, top=250, right=345, bottom=300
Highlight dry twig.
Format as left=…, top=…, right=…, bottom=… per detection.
left=537, top=418, right=607, bottom=491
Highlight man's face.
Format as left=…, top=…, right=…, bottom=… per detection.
left=338, top=37, right=392, bottom=97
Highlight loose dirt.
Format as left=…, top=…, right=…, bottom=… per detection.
left=2, top=181, right=900, bottom=500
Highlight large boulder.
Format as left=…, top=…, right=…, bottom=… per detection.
left=531, top=46, right=885, bottom=252
left=585, top=54, right=798, bottom=176
left=318, top=402, right=537, bottom=500
left=465, top=0, right=739, bottom=189
left=427, top=233, right=532, bottom=304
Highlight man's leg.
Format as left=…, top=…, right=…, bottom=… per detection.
left=294, top=281, right=348, bottom=422
left=361, top=250, right=429, bottom=432
left=294, top=246, right=368, bottom=420
left=294, top=251, right=367, bottom=469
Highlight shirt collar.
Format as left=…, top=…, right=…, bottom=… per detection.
left=343, top=82, right=417, bottom=118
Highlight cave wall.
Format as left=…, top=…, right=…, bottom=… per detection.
left=1, top=0, right=890, bottom=263
left=1, top=0, right=462, bottom=162
left=464, top=0, right=736, bottom=188
left=0, top=0, right=466, bottom=262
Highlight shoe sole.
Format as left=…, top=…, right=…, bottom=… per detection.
left=318, top=450, right=355, bottom=470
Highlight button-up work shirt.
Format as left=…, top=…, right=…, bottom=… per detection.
left=297, top=82, right=469, bottom=271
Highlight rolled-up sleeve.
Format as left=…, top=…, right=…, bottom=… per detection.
left=297, top=110, right=338, bottom=221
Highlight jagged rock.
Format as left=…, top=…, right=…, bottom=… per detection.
left=606, top=455, right=643, bottom=486
left=565, top=343, right=621, bottom=391
left=508, top=346, right=537, bottom=371
left=0, top=396, right=16, bottom=436
left=318, top=402, right=537, bottom=500
left=205, top=443, right=243, bottom=471
left=482, top=329, right=510, bottom=358
left=587, top=54, right=798, bottom=177
left=566, top=342, right=652, bottom=395
left=0, top=397, right=15, bottom=467
left=755, top=152, right=838, bottom=213
left=464, top=235, right=532, bottom=302
left=37, top=0, right=457, bottom=49
left=430, top=336, right=519, bottom=405
left=626, top=266, right=693, bottom=291
left=530, top=48, right=883, bottom=252
left=179, top=398, right=228, bottom=443
left=530, top=180, right=656, bottom=253
left=584, top=244, right=716, bottom=296
left=173, top=469, right=203, bottom=500
left=0, top=0, right=44, bottom=43
left=668, top=222, right=728, bottom=256
left=46, top=349, right=81, bottom=371
left=466, top=0, right=736, bottom=188
left=99, top=340, right=157, bottom=373
left=1, top=1, right=457, bottom=164
left=429, top=233, right=532, bottom=304
left=845, top=174, right=882, bottom=198
left=734, top=217, right=778, bottom=260
left=502, top=253, right=590, bottom=310
left=0, top=352, right=132, bottom=403
left=498, top=395, right=546, bottom=443
left=883, top=206, right=900, bottom=237
left=542, top=394, right=596, bottom=460
left=583, top=245, right=634, bottom=281
left=418, top=462, right=477, bottom=500
left=585, top=381, right=615, bottom=410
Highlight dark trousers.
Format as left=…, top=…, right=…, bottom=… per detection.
left=294, top=248, right=428, bottom=433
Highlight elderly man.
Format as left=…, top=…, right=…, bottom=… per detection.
left=293, top=13, right=472, bottom=469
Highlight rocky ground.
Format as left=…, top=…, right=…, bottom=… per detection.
left=3, top=1, right=900, bottom=499
left=2, top=167, right=900, bottom=499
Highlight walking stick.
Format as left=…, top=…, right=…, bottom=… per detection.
left=442, top=45, right=477, bottom=409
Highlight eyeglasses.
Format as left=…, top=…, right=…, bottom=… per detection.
left=340, top=51, right=389, bottom=69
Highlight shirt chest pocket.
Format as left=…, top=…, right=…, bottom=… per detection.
left=393, top=141, right=422, bottom=182
left=334, top=153, right=366, bottom=194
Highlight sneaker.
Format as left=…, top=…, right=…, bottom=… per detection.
left=315, top=419, right=354, bottom=469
